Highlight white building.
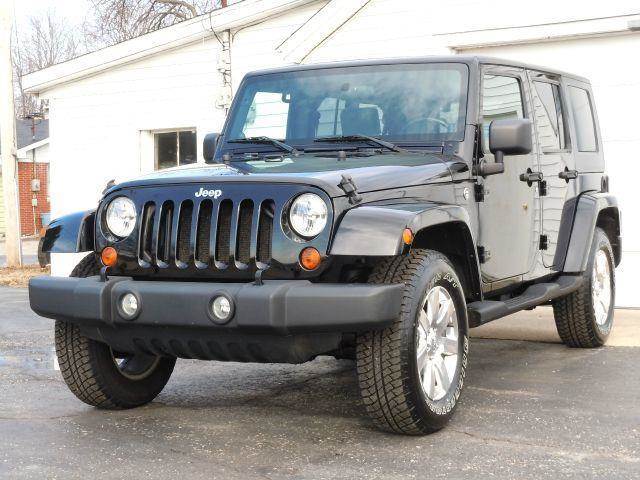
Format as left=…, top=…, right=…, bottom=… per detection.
left=23, top=0, right=640, bottom=306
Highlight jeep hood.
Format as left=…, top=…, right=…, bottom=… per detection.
left=112, top=153, right=462, bottom=198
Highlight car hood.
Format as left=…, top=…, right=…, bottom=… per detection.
left=111, top=152, right=463, bottom=198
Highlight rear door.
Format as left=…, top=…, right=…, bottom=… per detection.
left=527, top=72, right=574, bottom=268
left=477, top=66, right=541, bottom=285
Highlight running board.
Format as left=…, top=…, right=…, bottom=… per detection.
left=467, top=275, right=584, bottom=328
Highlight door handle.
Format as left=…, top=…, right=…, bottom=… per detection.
left=558, top=169, right=578, bottom=181
left=519, top=170, right=543, bottom=186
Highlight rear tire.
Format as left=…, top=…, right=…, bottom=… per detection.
left=356, top=250, right=469, bottom=435
left=553, top=228, right=615, bottom=348
left=56, top=255, right=176, bottom=409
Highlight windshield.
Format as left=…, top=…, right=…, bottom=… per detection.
left=224, top=62, right=469, bottom=153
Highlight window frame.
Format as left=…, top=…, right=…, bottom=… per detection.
left=479, top=67, right=529, bottom=155
left=153, top=128, right=197, bottom=171
left=530, top=75, right=572, bottom=154
left=567, top=86, right=599, bottom=153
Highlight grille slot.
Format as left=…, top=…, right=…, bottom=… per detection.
left=257, top=200, right=274, bottom=265
left=195, top=200, right=213, bottom=265
left=176, top=201, right=193, bottom=267
left=156, top=201, right=174, bottom=266
left=139, top=202, right=155, bottom=264
left=236, top=200, right=254, bottom=265
left=215, top=200, right=233, bottom=265
left=135, top=194, right=280, bottom=271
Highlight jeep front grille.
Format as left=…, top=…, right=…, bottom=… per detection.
left=138, top=197, right=275, bottom=270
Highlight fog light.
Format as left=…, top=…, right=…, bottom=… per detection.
left=209, top=294, right=234, bottom=324
left=120, top=293, right=139, bottom=320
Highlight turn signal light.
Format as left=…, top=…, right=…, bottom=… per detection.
left=299, top=247, right=321, bottom=270
left=402, top=228, right=414, bottom=245
left=101, top=247, right=118, bottom=267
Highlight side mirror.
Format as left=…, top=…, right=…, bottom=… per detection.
left=203, top=133, right=220, bottom=162
left=489, top=118, right=532, bottom=164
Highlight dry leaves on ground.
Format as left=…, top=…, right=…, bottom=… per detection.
left=0, top=266, right=50, bottom=288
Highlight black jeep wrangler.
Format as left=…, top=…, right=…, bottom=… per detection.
left=30, top=56, right=621, bottom=435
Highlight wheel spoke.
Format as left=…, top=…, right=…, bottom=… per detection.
left=442, top=337, right=458, bottom=355
left=418, top=310, right=430, bottom=333
left=417, top=346, right=429, bottom=373
left=435, top=298, right=453, bottom=333
left=423, top=361, right=435, bottom=398
left=434, top=357, right=450, bottom=392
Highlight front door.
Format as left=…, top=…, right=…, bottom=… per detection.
left=477, top=66, right=540, bottom=287
left=527, top=72, right=573, bottom=268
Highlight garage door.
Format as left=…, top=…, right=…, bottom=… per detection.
left=459, top=35, right=640, bottom=307
left=0, top=174, right=5, bottom=238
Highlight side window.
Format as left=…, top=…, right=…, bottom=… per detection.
left=568, top=87, right=597, bottom=152
left=481, top=74, right=524, bottom=151
left=533, top=81, right=569, bottom=150
left=242, top=91, right=289, bottom=139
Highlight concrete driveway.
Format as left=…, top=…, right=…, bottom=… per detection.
left=1, top=286, right=639, bottom=479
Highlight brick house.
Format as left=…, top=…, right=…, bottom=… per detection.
left=0, top=118, right=50, bottom=238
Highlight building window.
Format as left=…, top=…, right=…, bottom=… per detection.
left=155, top=129, right=197, bottom=170
left=568, top=87, right=597, bottom=152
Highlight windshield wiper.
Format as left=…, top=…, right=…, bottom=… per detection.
left=228, top=136, right=299, bottom=155
left=314, top=135, right=406, bottom=153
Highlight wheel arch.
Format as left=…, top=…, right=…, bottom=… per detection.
left=561, top=192, right=621, bottom=272
left=330, top=202, right=482, bottom=301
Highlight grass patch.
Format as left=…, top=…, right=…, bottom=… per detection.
left=0, top=265, right=50, bottom=288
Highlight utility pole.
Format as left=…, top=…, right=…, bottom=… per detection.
left=0, top=0, right=22, bottom=267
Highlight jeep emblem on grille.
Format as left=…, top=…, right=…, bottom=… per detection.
left=195, top=187, right=222, bottom=199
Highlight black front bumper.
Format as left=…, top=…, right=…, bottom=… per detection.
left=29, top=276, right=403, bottom=363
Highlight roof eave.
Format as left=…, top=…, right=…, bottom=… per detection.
left=23, top=0, right=317, bottom=95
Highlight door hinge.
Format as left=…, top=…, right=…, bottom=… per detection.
left=474, top=183, right=487, bottom=202
left=538, top=180, right=547, bottom=197
left=539, top=234, right=548, bottom=250
left=477, top=246, right=491, bottom=263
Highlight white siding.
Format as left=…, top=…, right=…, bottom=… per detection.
left=44, top=39, right=225, bottom=275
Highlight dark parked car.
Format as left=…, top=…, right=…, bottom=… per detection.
left=30, top=56, right=621, bottom=435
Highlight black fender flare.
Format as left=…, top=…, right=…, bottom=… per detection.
left=330, top=203, right=482, bottom=299
left=560, top=192, right=621, bottom=273
left=40, top=210, right=95, bottom=254
left=330, top=202, right=473, bottom=256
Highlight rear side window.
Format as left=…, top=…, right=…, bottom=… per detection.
left=481, top=74, right=525, bottom=151
left=533, top=81, right=569, bottom=150
left=568, top=87, right=597, bottom=152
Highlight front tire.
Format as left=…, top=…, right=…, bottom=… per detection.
left=356, top=250, right=469, bottom=435
left=553, top=228, right=615, bottom=348
left=55, top=255, right=176, bottom=409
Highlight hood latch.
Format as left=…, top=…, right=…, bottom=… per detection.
left=338, top=174, right=362, bottom=205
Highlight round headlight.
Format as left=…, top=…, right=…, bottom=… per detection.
left=289, top=193, right=328, bottom=238
left=105, top=197, right=137, bottom=238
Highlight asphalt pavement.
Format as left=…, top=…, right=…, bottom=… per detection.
left=1, top=286, right=639, bottom=479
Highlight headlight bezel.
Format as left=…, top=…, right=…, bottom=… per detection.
left=104, top=196, right=137, bottom=239
left=287, top=193, right=329, bottom=240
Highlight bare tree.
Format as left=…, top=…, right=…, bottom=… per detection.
left=13, top=11, right=80, bottom=117
left=85, top=0, right=218, bottom=48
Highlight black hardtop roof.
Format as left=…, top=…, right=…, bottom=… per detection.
left=245, top=55, right=590, bottom=83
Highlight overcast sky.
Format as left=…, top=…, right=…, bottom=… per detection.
left=13, top=0, right=90, bottom=31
